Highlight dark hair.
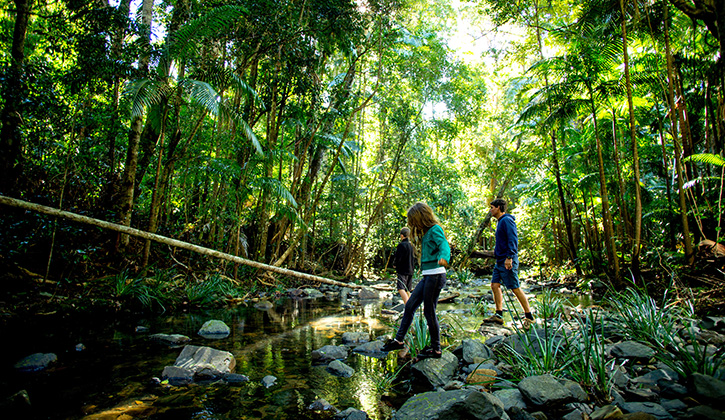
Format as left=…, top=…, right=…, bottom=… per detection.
left=490, top=198, right=507, bottom=212
left=400, top=227, right=410, bottom=238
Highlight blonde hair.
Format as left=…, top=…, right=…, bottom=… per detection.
left=407, top=202, right=439, bottom=237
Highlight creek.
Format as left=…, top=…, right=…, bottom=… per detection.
left=1, top=277, right=591, bottom=419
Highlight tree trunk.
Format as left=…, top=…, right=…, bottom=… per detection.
left=117, top=0, right=154, bottom=248
left=621, top=0, right=643, bottom=274
left=0, top=0, right=33, bottom=195
left=590, top=93, right=620, bottom=281
left=0, top=195, right=365, bottom=289
left=551, top=130, right=582, bottom=275
left=664, top=5, right=694, bottom=264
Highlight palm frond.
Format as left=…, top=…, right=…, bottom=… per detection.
left=123, top=79, right=172, bottom=118
left=684, top=153, right=725, bottom=167
left=249, top=177, right=297, bottom=207
left=169, top=5, right=249, bottom=59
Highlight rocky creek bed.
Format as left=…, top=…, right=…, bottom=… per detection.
left=2, top=275, right=725, bottom=420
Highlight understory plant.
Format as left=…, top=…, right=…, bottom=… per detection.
left=533, top=289, right=566, bottom=320
left=563, top=308, right=622, bottom=398
left=404, top=312, right=431, bottom=358
left=606, top=288, right=723, bottom=380
left=497, top=293, right=571, bottom=377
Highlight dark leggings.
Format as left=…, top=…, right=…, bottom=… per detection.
left=394, top=273, right=446, bottom=351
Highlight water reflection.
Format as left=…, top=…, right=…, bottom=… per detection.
left=1, top=276, right=593, bottom=420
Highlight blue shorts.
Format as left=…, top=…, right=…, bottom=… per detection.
left=491, top=258, right=520, bottom=289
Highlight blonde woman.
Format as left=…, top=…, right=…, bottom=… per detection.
left=381, top=202, right=450, bottom=359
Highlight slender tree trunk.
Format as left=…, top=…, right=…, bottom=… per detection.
left=118, top=0, right=154, bottom=248
left=590, top=93, right=620, bottom=280
left=664, top=6, right=694, bottom=264
left=0, top=0, right=33, bottom=195
left=551, top=130, right=582, bottom=275
left=620, top=0, right=643, bottom=274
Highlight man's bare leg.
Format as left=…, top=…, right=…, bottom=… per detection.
left=398, top=289, right=410, bottom=304
left=511, top=288, right=531, bottom=313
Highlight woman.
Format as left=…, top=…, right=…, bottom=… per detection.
left=381, top=202, right=450, bottom=359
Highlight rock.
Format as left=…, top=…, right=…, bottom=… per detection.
left=327, top=360, right=355, bottom=377
left=352, top=340, right=386, bottom=357
left=503, top=328, right=565, bottom=356
left=308, top=398, right=338, bottom=412
left=394, top=388, right=509, bottom=420
left=610, top=341, right=655, bottom=361
left=335, top=407, right=368, bottom=420
left=311, top=345, right=348, bottom=363
left=224, top=373, right=249, bottom=384
left=13, top=353, right=57, bottom=372
left=466, top=369, right=496, bottom=389
left=443, top=380, right=464, bottom=390
left=621, top=413, right=657, bottom=419
left=507, top=406, right=538, bottom=420
left=559, top=378, right=588, bottom=402
left=254, top=300, right=273, bottom=310
left=562, top=409, right=585, bottom=420
left=624, top=387, right=659, bottom=401
left=691, top=373, right=725, bottom=402
left=485, top=335, right=507, bottom=347
left=683, top=405, right=725, bottom=419
left=135, top=325, right=149, bottom=333
left=172, top=345, right=235, bottom=380
left=149, top=333, right=191, bottom=346
left=0, top=389, right=31, bottom=418
left=619, top=402, right=672, bottom=419
left=461, top=338, right=494, bottom=364
left=479, top=325, right=513, bottom=338
left=342, top=332, right=370, bottom=344
left=261, top=375, right=277, bottom=388
left=659, top=399, right=687, bottom=413
left=631, top=369, right=676, bottom=388
left=608, top=365, right=631, bottom=388
left=492, top=388, right=527, bottom=411
left=697, top=329, right=725, bottom=346
left=197, top=320, right=230, bottom=338
left=411, top=351, right=458, bottom=389
left=75, top=343, right=85, bottom=352
left=660, top=382, right=687, bottom=399
left=591, top=405, right=624, bottom=420
left=161, top=366, right=194, bottom=385
left=358, top=288, right=380, bottom=300
left=518, top=374, right=572, bottom=407
left=701, top=316, right=725, bottom=332
left=303, top=288, right=325, bottom=299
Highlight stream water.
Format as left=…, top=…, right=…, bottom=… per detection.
left=1, top=278, right=592, bottom=420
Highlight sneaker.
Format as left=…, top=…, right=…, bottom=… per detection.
left=522, top=318, right=535, bottom=330
left=483, top=314, right=504, bottom=325
left=416, top=347, right=442, bottom=359
left=380, top=339, right=405, bottom=352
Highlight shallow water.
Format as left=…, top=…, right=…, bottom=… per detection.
left=1, top=277, right=592, bottom=419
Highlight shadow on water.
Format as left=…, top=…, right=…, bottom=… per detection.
left=0, top=298, right=397, bottom=420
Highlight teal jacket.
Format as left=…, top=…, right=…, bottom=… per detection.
left=420, top=224, right=451, bottom=271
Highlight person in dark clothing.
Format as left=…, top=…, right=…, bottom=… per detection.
left=483, top=198, right=535, bottom=329
left=393, top=227, right=415, bottom=303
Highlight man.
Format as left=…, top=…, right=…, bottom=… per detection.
left=484, top=198, right=535, bottom=329
left=393, top=227, right=415, bottom=303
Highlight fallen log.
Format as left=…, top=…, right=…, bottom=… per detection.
left=0, top=195, right=361, bottom=289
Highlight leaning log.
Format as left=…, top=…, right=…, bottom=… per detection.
left=0, top=195, right=361, bottom=289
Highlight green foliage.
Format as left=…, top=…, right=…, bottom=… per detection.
left=563, top=309, right=621, bottom=397
left=533, top=289, right=566, bottom=320
left=606, top=288, right=691, bottom=347
left=404, top=313, right=431, bottom=358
